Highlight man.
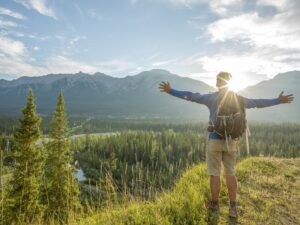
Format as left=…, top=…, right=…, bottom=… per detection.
left=158, top=72, right=294, bottom=218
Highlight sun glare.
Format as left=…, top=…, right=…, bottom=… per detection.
left=228, top=79, right=247, bottom=92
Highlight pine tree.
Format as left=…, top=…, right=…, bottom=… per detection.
left=4, top=88, right=44, bottom=224
left=43, top=92, right=81, bottom=224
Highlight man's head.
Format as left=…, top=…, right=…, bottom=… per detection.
left=216, top=72, right=232, bottom=89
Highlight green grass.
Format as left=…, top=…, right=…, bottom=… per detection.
left=77, top=157, right=300, bottom=225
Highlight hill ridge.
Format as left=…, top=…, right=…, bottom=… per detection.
left=78, top=157, right=300, bottom=225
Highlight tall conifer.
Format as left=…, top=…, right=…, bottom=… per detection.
left=43, top=92, right=81, bottom=224
left=5, top=88, right=44, bottom=224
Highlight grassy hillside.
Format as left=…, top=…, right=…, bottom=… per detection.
left=77, top=157, right=300, bottom=225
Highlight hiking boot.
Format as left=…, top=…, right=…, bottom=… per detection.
left=206, top=200, right=220, bottom=214
left=229, top=201, right=238, bottom=218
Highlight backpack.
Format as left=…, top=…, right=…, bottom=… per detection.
left=209, top=90, right=247, bottom=139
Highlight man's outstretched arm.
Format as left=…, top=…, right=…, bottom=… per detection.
left=243, top=91, right=294, bottom=109
left=159, top=81, right=211, bottom=105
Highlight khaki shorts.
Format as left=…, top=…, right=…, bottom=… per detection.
left=206, top=139, right=240, bottom=176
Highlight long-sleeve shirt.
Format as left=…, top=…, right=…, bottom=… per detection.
left=169, top=88, right=281, bottom=139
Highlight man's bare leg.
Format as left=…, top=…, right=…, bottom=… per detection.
left=206, top=175, right=221, bottom=213
left=210, top=175, right=221, bottom=200
left=225, top=175, right=237, bottom=201
left=226, top=175, right=238, bottom=217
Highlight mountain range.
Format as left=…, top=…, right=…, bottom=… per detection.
left=0, top=69, right=299, bottom=122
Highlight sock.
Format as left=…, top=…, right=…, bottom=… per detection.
left=211, top=200, right=219, bottom=206
left=230, top=201, right=237, bottom=208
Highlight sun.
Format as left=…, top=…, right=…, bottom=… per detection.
left=228, top=79, right=247, bottom=92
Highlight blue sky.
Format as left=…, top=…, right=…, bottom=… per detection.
left=0, top=0, right=299, bottom=89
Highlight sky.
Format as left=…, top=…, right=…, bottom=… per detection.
left=0, top=0, right=299, bottom=90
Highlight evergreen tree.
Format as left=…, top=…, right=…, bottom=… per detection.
left=4, top=88, right=44, bottom=224
left=43, top=92, right=81, bottom=224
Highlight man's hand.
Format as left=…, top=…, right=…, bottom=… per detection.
left=279, top=91, right=294, bottom=103
left=159, top=81, right=171, bottom=93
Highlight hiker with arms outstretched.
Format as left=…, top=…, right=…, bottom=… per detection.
left=159, top=72, right=294, bottom=218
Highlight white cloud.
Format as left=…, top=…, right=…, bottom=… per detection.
left=0, top=30, right=137, bottom=77
left=196, top=0, right=300, bottom=82
left=151, top=58, right=179, bottom=66
left=4, top=32, right=50, bottom=40
left=207, top=11, right=300, bottom=50
left=130, top=0, right=207, bottom=7
left=88, top=9, right=103, bottom=21
left=69, top=36, right=86, bottom=45
left=158, top=0, right=242, bottom=14
left=28, top=34, right=49, bottom=40
left=0, top=49, right=138, bottom=77
left=0, top=34, right=94, bottom=76
left=136, top=0, right=300, bottom=85
left=206, top=0, right=300, bottom=51
left=14, top=0, right=57, bottom=19
left=209, top=0, right=242, bottom=16
left=0, top=7, right=26, bottom=20
left=168, top=0, right=208, bottom=8
left=196, top=53, right=296, bottom=76
left=46, top=58, right=136, bottom=76
left=46, top=56, right=97, bottom=74
left=95, top=60, right=137, bottom=75
left=0, top=36, right=46, bottom=76
left=0, top=54, right=90, bottom=77
left=0, top=18, right=18, bottom=29
left=74, top=3, right=84, bottom=20
left=170, top=0, right=207, bottom=4
left=0, top=56, right=44, bottom=76
left=0, top=36, right=26, bottom=57
left=130, top=0, right=139, bottom=5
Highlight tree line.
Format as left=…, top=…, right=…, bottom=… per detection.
left=72, top=130, right=207, bottom=204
